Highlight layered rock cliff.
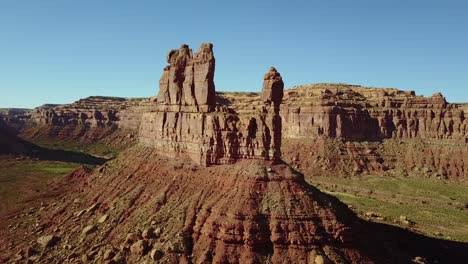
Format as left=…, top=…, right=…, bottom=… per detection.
left=29, top=96, right=154, bottom=130
left=278, top=84, right=467, bottom=178
left=0, top=108, right=31, bottom=133
left=140, top=44, right=283, bottom=165
left=20, top=96, right=156, bottom=146
left=281, top=84, right=466, bottom=142
left=213, top=83, right=467, bottom=178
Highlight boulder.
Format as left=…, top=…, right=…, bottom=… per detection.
left=98, top=214, right=108, bottom=224
left=130, top=239, right=148, bottom=256
left=37, top=235, right=59, bottom=248
left=149, top=248, right=163, bottom=261
left=82, top=225, right=97, bottom=236
left=142, top=227, right=156, bottom=239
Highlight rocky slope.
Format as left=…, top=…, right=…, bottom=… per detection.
left=2, top=147, right=467, bottom=263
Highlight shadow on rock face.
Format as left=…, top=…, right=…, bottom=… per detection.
left=33, top=147, right=108, bottom=165
left=279, top=159, right=468, bottom=264
left=0, top=122, right=108, bottom=165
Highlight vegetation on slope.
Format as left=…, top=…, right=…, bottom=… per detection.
left=307, top=175, right=468, bottom=242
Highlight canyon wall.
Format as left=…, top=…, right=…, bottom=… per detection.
left=281, top=84, right=466, bottom=143
left=20, top=96, right=157, bottom=144
left=279, top=84, right=467, bottom=178
left=29, top=96, right=155, bottom=130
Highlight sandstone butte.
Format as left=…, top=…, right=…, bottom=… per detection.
left=1, top=43, right=467, bottom=264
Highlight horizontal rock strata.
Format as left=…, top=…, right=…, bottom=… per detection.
left=140, top=44, right=283, bottom=165
left=29, top=96, right=155, bottom=130
left=281, top=84, right=466, bottom=143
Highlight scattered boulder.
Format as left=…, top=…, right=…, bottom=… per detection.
left=365, top=212, right=380, bottom=218
left=399, top=215, right=414, bottom=225
left=154, top=227, right=162, bottom=236
left=149, top=248, right=163, bottom=261
left=103, top=248, right=116, bottom=260
left=37, top=234, right=59, bottom=248
left=142, top=227, right=156, bottom=239
left=86, top=203, right=99, bottom=213
left=111, top=252, right=126, bottom=264
left=315, top=255, right=325, bottom=264
left=98, top=214, right=109, bottom=224
left=130, top=240, right=148, bottom=256
left=82, top=225, right=97, bottom=236
left=124, top=232, right=141, bottom=245
left=74, top=209, right=86, bottom=217
left=412, top=256, right=428, bottom=264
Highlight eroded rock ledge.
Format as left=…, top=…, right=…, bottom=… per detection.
left=139, top=44, right=283, bottom=165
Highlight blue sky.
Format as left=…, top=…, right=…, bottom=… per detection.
left=0, top=0, right=467, bottom=108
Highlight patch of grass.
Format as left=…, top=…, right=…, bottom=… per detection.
left=0, top=157, right=85, bottom=214
left=36, top=141, right=118, bottom=158
left=308, top=175, right=468, bottom=242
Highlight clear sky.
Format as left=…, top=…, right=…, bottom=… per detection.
left=1, top=0, right=467, bottom=108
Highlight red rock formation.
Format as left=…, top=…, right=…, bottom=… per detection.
left=22, top=96, right=156, bottom=145
left=281, top=85, right=466, bottom=142
left=139, top=110, right=281, bottom=165
left=141, top=45, right=283, bottom=165
left=215, top=83, right=466, bottom=178
left=261, top=67, right=284, bottom=111
left=158, top=43, right=215, bottom=106
left=278, top=84, right=467, bottom=178
left=15, top=46, right=466, bottom=178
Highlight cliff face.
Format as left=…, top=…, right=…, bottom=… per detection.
left=29, top=96, right=154, bottom=130
left=21, top=96, right=157, bottom=145
left=277, top=84, right=467, bottom=178
left=281, top=84, right=466, bottom=143
left=0, top=108, right=31, bottom=133
left=139, top=107, right=281, bottom=166
left=140, top=45, right=283, bottom=165
left=213, top=84, right=466, bottom=178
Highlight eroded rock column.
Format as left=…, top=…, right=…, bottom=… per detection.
left=261, top=67, right=284, bottom=162
left=158, top=43, right=215, bottom=107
